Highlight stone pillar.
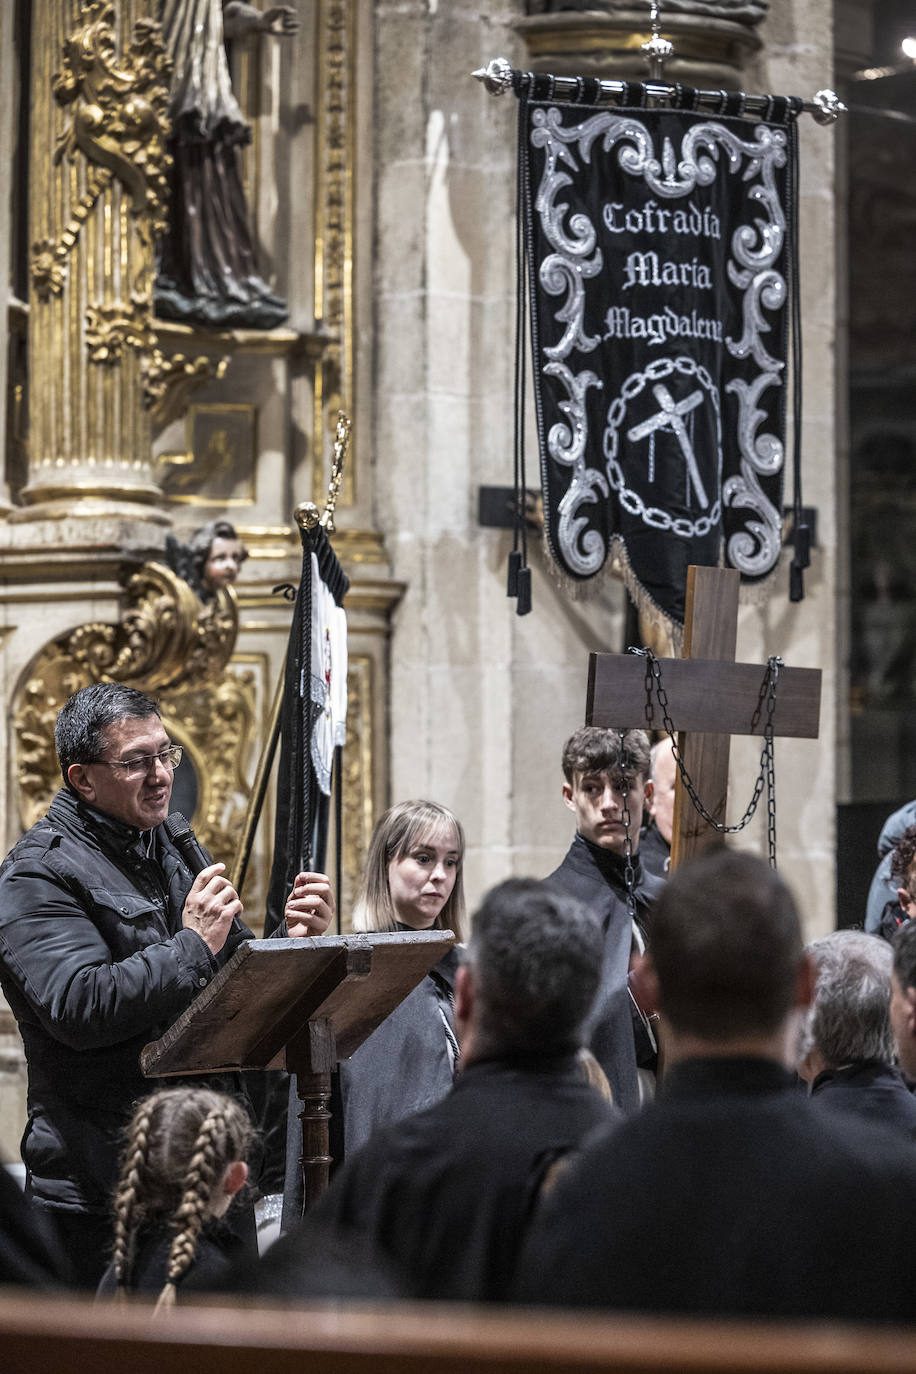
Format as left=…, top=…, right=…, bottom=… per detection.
left=373, top=1, right=628, bottom=902
left=724, top=0, right=839, bottom=936
left=518, top=1, right=766, bottom=87
left=370, top=1, right=838, bottom=924
left=14, top=0, right=171, bottom=537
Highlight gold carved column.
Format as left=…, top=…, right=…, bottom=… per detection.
left=19, top=0, right=171, bottom=526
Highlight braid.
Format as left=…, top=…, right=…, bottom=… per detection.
left=111, top=1103, right=155, bottom=1292
left=159, top=1109, right=227, bottom=1299
left=111, top=1087, right=253, bottom=1305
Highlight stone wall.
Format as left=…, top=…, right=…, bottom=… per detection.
left=372, top=0, right=842, bottom=936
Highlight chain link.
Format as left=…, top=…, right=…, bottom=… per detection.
left=629, top=646, right=782, bottom=869
left=617, top=730, right=637, bottom=921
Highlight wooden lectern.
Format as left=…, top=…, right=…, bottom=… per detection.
left=141, top=930, right=453, bottom=1208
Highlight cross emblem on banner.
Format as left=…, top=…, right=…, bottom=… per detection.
left=585, top=567, right=822, bottom=868
left=627, top=383, right=709, bottom=508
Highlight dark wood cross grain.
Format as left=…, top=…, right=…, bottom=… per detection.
left=587, top=566, right=822, bottom=869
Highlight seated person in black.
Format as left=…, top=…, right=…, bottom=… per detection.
left=796, top=929, right=916, bottom=1137
left=256, top=878, right=618, bottom=1302
left=514, top=849, right=916, bottom=1323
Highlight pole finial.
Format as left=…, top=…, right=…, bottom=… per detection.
left=642, top=1, right=674, bottom=82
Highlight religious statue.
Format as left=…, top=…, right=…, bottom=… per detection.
left=165, top=520, right=249, bottom=602
left=155, top=1, right=299, bottom=329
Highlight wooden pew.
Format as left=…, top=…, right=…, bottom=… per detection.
left=1, top=1291, right=913, bottom=1374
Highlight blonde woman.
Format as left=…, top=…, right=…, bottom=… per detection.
left=339, top=800, right=468, bottom=1142
left=282, top=801, right=466, bottom=1223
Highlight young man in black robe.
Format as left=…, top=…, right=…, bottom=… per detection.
left=514, top=849, right=916, bottom=1323
left=241, top=879, right=618, bottom=1302
left=547, top=726, right=663, bottom=1115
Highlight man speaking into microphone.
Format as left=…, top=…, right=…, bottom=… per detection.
left=0, top=683, right=333, bottom=1286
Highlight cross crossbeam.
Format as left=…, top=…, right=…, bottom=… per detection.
left=585, top=566, right=822, bottom=868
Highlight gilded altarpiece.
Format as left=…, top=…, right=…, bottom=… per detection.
left=25, top=0, right=171, bottom=516
left=10, top=565, right=263, bottom=900
left=4, top=0, right=397, bottom=932
left=0, top=2, right=398, bottom=1154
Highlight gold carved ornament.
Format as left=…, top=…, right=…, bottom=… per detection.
left=33, top=3, right=173, bottom=303
left=30, top=1, right=219, bottom=406
left=12, top=564, right=254, bottom=863
left=144, top=353, right=231, bottom=428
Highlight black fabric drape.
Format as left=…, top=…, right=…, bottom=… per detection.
left=263, top=526, right=348, bottom=937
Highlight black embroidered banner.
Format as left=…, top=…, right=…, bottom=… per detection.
left=519, top=92, right=800, bottom=630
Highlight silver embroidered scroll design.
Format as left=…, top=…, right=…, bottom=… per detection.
left=543, top=360, right=607, bottom=576
left=530, top=108, right=787, bottom=577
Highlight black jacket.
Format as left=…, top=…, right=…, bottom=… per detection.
left=514, top=1056, right=916, bottom=1322
left=810, top=1059, right=916, bottom=1138
left=0, top=788, right=252, bottom=1213
left=96, top=1216, right=248, bottom=1298
left=637, top=820, right=670, bottom=879
left=279, top=1051, right=618, bottom=1302
left=547, top=834, right=662, bottom=1115
left=0, top=1163, right=72, bottom=1287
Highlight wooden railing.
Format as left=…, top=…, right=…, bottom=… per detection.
left=1, top=1291, right=914, bottom=1374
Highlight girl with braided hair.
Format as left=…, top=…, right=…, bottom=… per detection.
left=99, top=1086, right=253, bottom=1308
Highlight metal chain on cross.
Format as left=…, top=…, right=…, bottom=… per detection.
left=628, top=646, right=783, bottom=868
left=617, top=729, right=638, bottom=920
left=618, top=728, right=659, bottom=1058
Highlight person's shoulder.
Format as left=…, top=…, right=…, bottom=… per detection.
left=878, top=798, right=916, bottom=855
left=0, top=810, right=64, bottom=877
left=312, top=1117, right=425, bottom=1221
left=545, top=836, right=597, bottom=889
left=801, top=1091, right=916, bottom=1174
left=340, top=1107, right=438, bottom=1178
left=544, top=843, right=578, bottom=886
left=638, top=863, right=665, bottom=902
left=1, top=792, right=96, bottom=873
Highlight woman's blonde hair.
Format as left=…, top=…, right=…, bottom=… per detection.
left=110, top=1086, right=253, bottom=1313
left=352, top=799, right=467, bottom=942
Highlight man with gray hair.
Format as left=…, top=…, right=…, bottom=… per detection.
left=250, top=878, right=618, bottom=1302
left=796, top=930, right=916, bottom=1137
left=639, top=739, right=677, bottom=879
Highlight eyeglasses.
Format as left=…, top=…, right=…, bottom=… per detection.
left=93, top=745, right=183, bottom=778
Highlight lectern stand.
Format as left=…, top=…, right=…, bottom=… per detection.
left=140, top=931, right=454, bottom=1208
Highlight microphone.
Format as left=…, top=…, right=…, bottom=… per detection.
left=162, top=812, right=211, bottom=877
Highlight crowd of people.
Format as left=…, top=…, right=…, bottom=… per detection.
left=2, top=686, right=916, bottom=1324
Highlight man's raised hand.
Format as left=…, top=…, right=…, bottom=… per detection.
left=181, top=863, right=243, bottom=955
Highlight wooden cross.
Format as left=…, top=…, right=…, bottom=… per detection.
left=586, top=565, right=822, bottom=869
